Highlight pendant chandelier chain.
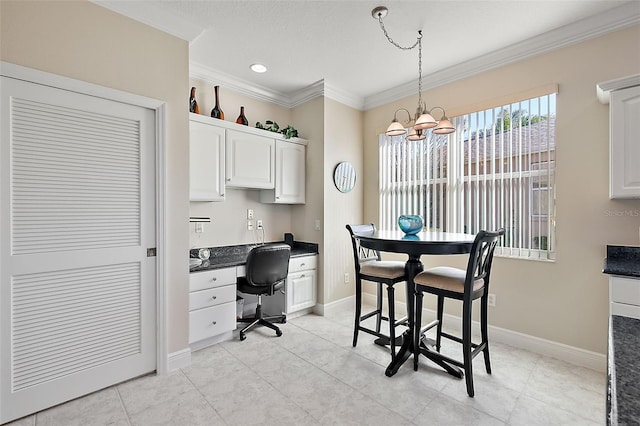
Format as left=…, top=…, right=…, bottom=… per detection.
left=374, top=6, right=455, bottom=137
left=377, top=14, right=425, bottom=116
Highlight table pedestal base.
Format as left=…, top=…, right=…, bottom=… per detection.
left=384, top=331, right=463, bottom=378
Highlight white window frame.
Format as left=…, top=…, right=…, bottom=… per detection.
left=379, top=93, right=556, bottom=261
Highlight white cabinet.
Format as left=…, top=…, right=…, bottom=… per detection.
left=226, top=129, right=275, bottom=189
left=609, top=275, right=640, bottom=320
left=597, top=75, right=640, bottom=199
left=189, top=113, right=225, bottom=201
left=609, top=85, right=640, bottom=198
left=189, top=267, right=237, bottom=345
left=261, top=255, right=317, bottom=317
left=260, top=140, right=306, bottom=204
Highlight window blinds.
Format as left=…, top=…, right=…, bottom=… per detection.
left=379, top=93, right=556, bottom=260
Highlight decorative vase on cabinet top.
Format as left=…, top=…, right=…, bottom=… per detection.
left=398, top=215, right=423, bottom=235
left=211, top=85, right=224, bottom=120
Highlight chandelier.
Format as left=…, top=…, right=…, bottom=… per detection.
left=372, top=6, right=455, bottom=140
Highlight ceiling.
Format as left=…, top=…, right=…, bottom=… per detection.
left=95, top=0, right=640, bottom=109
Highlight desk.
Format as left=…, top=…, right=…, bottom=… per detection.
left=354, top=230, right=475, bottom=377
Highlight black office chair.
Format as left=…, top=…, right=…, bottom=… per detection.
left=413, top=228, right=504, bottom=397
left=346, top=224, right=408, bottom=360
left=237, top=243, right=291, bottom=341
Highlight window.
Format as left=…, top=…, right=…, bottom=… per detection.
left=379, top=93, right=556, bottom=260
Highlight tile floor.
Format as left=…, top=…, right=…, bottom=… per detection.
left=6, top=303, right=605, bottom=426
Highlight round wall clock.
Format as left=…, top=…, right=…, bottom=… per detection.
left=333, top=161, right=356, bottom=193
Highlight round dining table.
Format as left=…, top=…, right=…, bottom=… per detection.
left=353, top=229, right=476, bottom=377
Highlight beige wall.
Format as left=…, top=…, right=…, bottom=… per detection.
left=323, top=98, right=365, bottom=303
left=291, top=97, right=325, bottom=302
left=363, top=25, right=640, bottom=354
left=1, top=0, right=191, bottom=353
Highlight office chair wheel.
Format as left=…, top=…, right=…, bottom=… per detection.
left=281, top=318, right=287, bottom=324
left=276, top=329, right=282, bottom=337
left=240, top=332, right=246, bottom=341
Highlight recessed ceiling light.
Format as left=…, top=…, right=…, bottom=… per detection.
left=250, top=63, right=267, bottom=73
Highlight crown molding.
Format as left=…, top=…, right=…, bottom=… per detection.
left=597, top=74, right=640, bottom=104
left=323, top=83, right=365, bottom=110
left=189, top=62, right=293, bottom=108
left=189, top=63, right=366, bottom=111
left=190, top=2, right=638, bottom=112
left=91, top=0, right=205, bottom=42
left=363, top=2, right=640, bottom=110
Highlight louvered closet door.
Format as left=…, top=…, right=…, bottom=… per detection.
left=0, top=76, right=156, bottom=423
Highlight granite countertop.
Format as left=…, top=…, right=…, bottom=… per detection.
left=608, top=315, right=640, bottom=425
left=603, top=245, right=640, bottom=278
left=189, top=240, right=318, bottom=273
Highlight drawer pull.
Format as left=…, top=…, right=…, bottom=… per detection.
left=211, top=296, right=217, bottom=300
left=211, top=277, right=217, bottom=281
left=300, top=274, right=306, bottom=278
left=212, top=321, right=217, bottom=325
left=300, top=263, right=305, bottom=267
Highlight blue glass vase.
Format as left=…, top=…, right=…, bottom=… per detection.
left=397, top=215, right=423, bottom=235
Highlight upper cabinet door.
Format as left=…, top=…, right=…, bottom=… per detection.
left=261, top=140, right=306, bottom=204
left=610, top=85, right=640, bottom=199
left=226, top=129, right=275, bottom=189
left=189, top=114, right=225, bottom=201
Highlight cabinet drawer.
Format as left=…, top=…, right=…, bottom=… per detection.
left=289, top=255, right=317, bottom=273
left=190, top=267, right=236, bottom=292
left=610, top=276, right=640, bottom=305
left=189, top=284, right=236, bottom=311
left=189, top=302, right=236, bottom=343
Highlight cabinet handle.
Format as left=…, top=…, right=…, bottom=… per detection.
left=221, top=193, right=224, bottom=196
left=211, top=296, right=217, bottom=300
left=211, top=277, right=217, bottom=281
left=300, top=263, right=305, bottom=267
left=211, top=321, right=217, bottom=325
left=280, top=290, right=285, bottom=295
left=300, top=274, right=306, bottom=278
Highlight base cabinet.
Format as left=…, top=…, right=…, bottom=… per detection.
left=261, top=255, right=317, bottom=316
left=609, top=275, right=640, bottom=319
left=188, top=267, right=237, bottom=344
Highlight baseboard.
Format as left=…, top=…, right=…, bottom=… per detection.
left=316, top=295, right=354, bottom=316
left=361, top=293, right=606, bottom=373
left=166, top=347, right=191, bottom=371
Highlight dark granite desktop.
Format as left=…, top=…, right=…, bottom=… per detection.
left=603, top=245, right=640, bottom=278
left=189, top=236, right=318, bottom=273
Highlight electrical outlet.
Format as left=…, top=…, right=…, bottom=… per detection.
left=315, top=219, right=321, bottom=231
left=256, top=219, right=263, bottom=230
left=488, top=293, right=496, bottom=307
left=195, top=223, right=204, bottom=233
left=247, top=209, right=254, bottom=219
left=247, top=220, right=254, bottom=231
left=344, top=273, right=349, bottom=284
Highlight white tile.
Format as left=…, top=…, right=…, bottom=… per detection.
left=13, top=302, right=607, bottom=426
left=508, top=394, right=601, bottom=426
left=523, top=355, right=606, bottom=420
left=440, top=376, right=521, bottom=421
left=414, top=395, right=506, bottom=425
left=3, top=415, right=35, bottom=426
left=35, top=387, right=128, bottom=426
